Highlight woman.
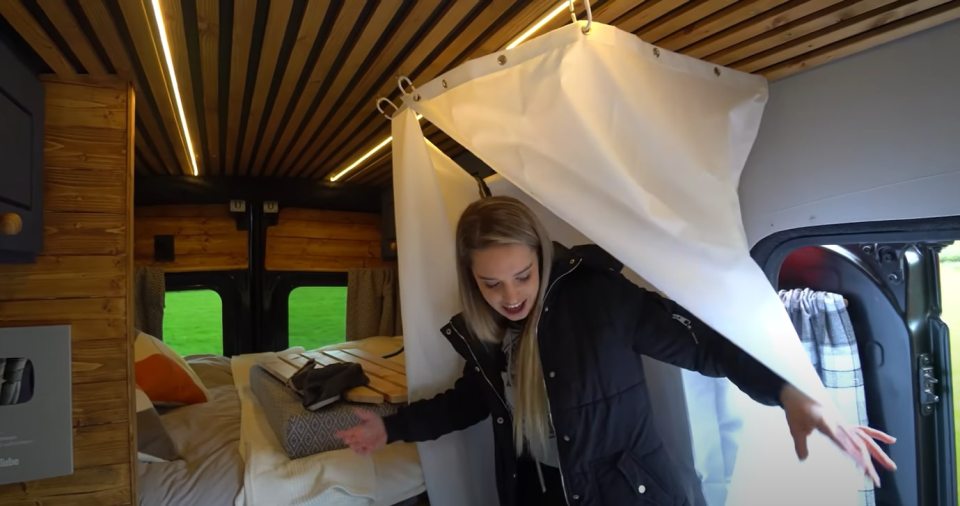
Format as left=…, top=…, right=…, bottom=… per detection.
left=337, top=196, right=895, bottom=505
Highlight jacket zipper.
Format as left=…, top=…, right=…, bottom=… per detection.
left=671, top=313, right=699, bottom=344
left=450, top=324, right=511, bottom=415
left=449, top=258, right=583, bottom=505
left=537, top=258, right=582, bottom=506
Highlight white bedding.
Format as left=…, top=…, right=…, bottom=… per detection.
left=231, top=352, right=425, bottom=506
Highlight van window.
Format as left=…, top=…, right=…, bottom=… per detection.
left=288, top=286, right=347, bottom=350
left=163, top=289, right=224, bottom=356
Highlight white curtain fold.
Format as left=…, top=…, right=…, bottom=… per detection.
left=393, top=112, right=498, bottom=506
left=401, top=21, right=824, bottom=404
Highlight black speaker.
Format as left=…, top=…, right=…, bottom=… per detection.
left=154, top=235, right=175, bottom=262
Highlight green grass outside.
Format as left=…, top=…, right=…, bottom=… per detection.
left=943, top=242, right=960, bottom=490
left=287, top=286, right=347, bottom=350
left=163, top=290, right=224, bottom=356
left=162, top=286, right=346, bottom=356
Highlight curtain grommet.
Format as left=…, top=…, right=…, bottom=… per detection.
left=714, top=67, right=721, bottom=77
left=497, top=54, right=507, bottom=65
left=653, top=47, right=660, bottom=58
left=441, top=79, right=448, bottom=89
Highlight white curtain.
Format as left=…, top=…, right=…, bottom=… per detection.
left=393, top=21, right=841, bottom=506
left=393, top=113, right=498, bottom=506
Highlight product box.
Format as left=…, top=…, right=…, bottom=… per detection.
left=0, top=325, right=72, bottom=485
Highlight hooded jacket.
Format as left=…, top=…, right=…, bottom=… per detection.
left=384, top=244, right=785, bottom=505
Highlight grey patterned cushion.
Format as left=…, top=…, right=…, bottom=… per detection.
left=249, top=365, right=397, bottom=459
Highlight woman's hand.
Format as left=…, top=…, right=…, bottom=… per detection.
left=780, top=384, right=897, bottom=486
left=336, top=409, right=388, bottom=456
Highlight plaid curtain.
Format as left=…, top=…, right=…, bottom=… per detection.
left=780, top=288, right=874, bottom=506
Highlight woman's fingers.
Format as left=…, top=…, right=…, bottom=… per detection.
left=816, top=419, right=878, bottom=485
left=856, top=429, right=897, bottom=471
left=858, top=425, right=897, bottom=445
left=831, top=423, right=882, bottom=486
left=791, top=425, right=811, bottom=460
left=336, top=425, right=372, bottom=451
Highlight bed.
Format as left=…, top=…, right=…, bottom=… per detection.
left=137, top=337, right=426, bottom=506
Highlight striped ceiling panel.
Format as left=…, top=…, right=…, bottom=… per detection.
left=2, top=0, right=958, bottom=185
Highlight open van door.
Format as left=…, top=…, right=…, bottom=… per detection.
left=752, top=226, right=959, bottom=506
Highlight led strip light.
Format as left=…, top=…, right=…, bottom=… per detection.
left=149, top=0, right=200, bottom=176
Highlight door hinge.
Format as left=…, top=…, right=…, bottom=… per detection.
left=918, top=354, right=941, bottom=416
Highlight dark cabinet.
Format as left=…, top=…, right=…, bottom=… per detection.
left=0, top=38, right=43, bottom=263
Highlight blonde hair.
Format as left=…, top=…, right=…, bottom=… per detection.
left=455, top=196, right=553, bottom=457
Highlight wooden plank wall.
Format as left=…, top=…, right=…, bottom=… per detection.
left=134, top=205, right=248, bottom=272
left=0, top=79, right=135, bottom=505
left=266, top=208, right=383, bottom=272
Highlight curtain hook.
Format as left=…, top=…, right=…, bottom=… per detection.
left=582, top=0, right=592, bottom=34
left=376, top=97, right=399, bottom=120
left=397, top=76, right=416, bottom=96
left=569, top=1, right=592, bottom=34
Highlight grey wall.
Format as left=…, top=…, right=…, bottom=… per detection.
left=740, top=19, right=960, bottom=247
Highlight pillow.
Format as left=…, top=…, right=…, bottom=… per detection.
left=136, top=387, right=179, bottom=462
left=134, top=330, right=210, bottom=405
left=249, top=365, right=397, bottom=459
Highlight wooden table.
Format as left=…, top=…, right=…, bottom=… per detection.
left=276, top=337, right=407, bottom=405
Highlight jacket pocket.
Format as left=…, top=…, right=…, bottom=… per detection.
left=590, top=450, right=679, bottom=505
left=615, top=450, right=677, bottom=504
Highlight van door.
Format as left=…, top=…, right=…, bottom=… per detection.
left=756, top=229, right=959, bottom=506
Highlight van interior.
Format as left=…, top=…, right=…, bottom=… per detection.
left=0, top=1, right=958, bottom=505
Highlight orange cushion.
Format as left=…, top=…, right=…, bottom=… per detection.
left=134, top=331, right=209, bottom=406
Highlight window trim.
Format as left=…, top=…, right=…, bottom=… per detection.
left=751, top=215, right=960, bottom=284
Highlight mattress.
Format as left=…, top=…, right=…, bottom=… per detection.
left=138, top=344, right=425, bottom=506
left=138, top=354, right=242, bottom=506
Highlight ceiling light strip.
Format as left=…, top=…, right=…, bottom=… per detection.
left=328, top=1, right=574, bottom=182
left=149, top=0, right=200, bottom=177
left=506, top=1, right=572, bottom=50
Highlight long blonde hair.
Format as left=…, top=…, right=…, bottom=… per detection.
left=455, top=196, right=553, bottom=457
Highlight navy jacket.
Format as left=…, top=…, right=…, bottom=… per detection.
left=384, top=244, right=785, bottom=505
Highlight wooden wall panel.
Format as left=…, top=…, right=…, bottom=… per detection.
left=0, top=79, right=135, bottom=504
left=266, top=208, right=384, bottom=272
left=134, top=204, right=248, bottom=272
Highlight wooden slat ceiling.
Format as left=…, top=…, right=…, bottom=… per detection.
left=3, top=0, right=959, bottom=186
